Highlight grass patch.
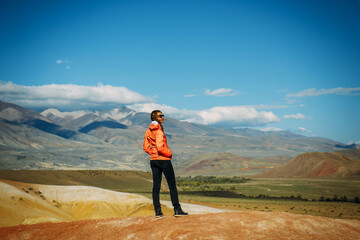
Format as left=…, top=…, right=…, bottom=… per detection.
left=150, top=176, right=360, bottom=220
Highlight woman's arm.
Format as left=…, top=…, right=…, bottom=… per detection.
left=155, top=131, right=172, bottom=158
left=143, top=130, right=152, bottom=154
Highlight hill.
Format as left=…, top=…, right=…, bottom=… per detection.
left=176, top=152, right=291, bottom=176
left=0, top=170, right=154, bottom=192
left=0, top=179, right=162, bottom=227
left=254, top=149, right=360, bottom=179
left=0, top=179, right=223, bottom=227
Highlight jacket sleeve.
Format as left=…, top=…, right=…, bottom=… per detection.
left=143, top=130, right=151, bottom=155
left=155, top=131, right=172, bottom=158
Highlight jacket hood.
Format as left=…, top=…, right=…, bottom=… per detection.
left=149, top=121, right=160, bottom=130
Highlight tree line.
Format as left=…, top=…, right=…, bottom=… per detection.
left=176, top=175, right=248, bottom=186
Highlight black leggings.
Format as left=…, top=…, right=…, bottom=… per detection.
left=150, top=160, right=180, bottom=211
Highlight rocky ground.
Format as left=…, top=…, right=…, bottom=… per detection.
left=1, top=211, right=360, bottom=240
left=1, top=179, right=360, bottom=239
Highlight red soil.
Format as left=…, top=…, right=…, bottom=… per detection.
left=1, top=211, right=359, bottom=240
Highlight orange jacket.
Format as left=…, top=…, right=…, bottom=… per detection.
left=143, top=121, right=172, bottom=160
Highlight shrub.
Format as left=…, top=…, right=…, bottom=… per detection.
left=340, top=196, right=348, bottom=202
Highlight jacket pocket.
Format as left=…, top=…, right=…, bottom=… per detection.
left=150, top=147, right=158, bottom=155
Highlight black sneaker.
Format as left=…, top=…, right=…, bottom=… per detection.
left=174, top=208, right=188, bottom=217
left=155, top=209, right=164, bottom=218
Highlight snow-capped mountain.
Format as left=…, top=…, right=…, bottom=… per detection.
left=41, top=106, right=136, bottom=129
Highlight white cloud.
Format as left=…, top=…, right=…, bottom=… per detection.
left=56, top=59, right=71, bottom=69
left=297, top=127, right=312, bottom=134
left=189, top=106, right=279, bottom=125
left=347, top=140, right=360, bottom=145
left=283, top=113, right=311, bottom=119
left=247, top=104, right=288, bottom=110
left=260, top=127, right=283, bottom=132
left=285, top=98, right=298, bottom=104
left=205, top=88, right=239, bottom=97
left=127, top=103, right=188, bottom=117
left=0, top=81, right=152, bottom=110
left=128, top=103, right=279, bottom=126
left=183, top=94, right=196, bottom=98
left=286, top=87, right=360, bottom=98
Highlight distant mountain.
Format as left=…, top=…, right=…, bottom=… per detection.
left=0, top=118, right=147, bottom=170
left=0, top=101, right=50, bottom=123
left=219, top=127, right=303, bottom=138
left=41, top=107, right=136, bottom=130
left=0, top=101, right=358, bottom=171
left=79, top=121, right=127, bottom=134
left=41, top=108, right=100, bottom=130
left=26, top=119, right=78, bottom=139
left=254, top=149, right=360, bottom=179
left=0, top=101, right=80, bottom=139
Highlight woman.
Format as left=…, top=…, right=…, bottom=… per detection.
left=143, top=110, right=188, bottom=217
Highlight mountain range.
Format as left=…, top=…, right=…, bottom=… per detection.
left=0, top=100, right=358, bottom=173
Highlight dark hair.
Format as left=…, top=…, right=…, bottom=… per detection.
left=150, top=110, right=164, bottom=132
left=151, top=110, right=161, bottom=121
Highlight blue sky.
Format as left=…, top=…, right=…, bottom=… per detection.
left=0, top=0, right=359, bottom=144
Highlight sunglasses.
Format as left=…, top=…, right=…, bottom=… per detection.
left=158, top=114, right=165, bottom=118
